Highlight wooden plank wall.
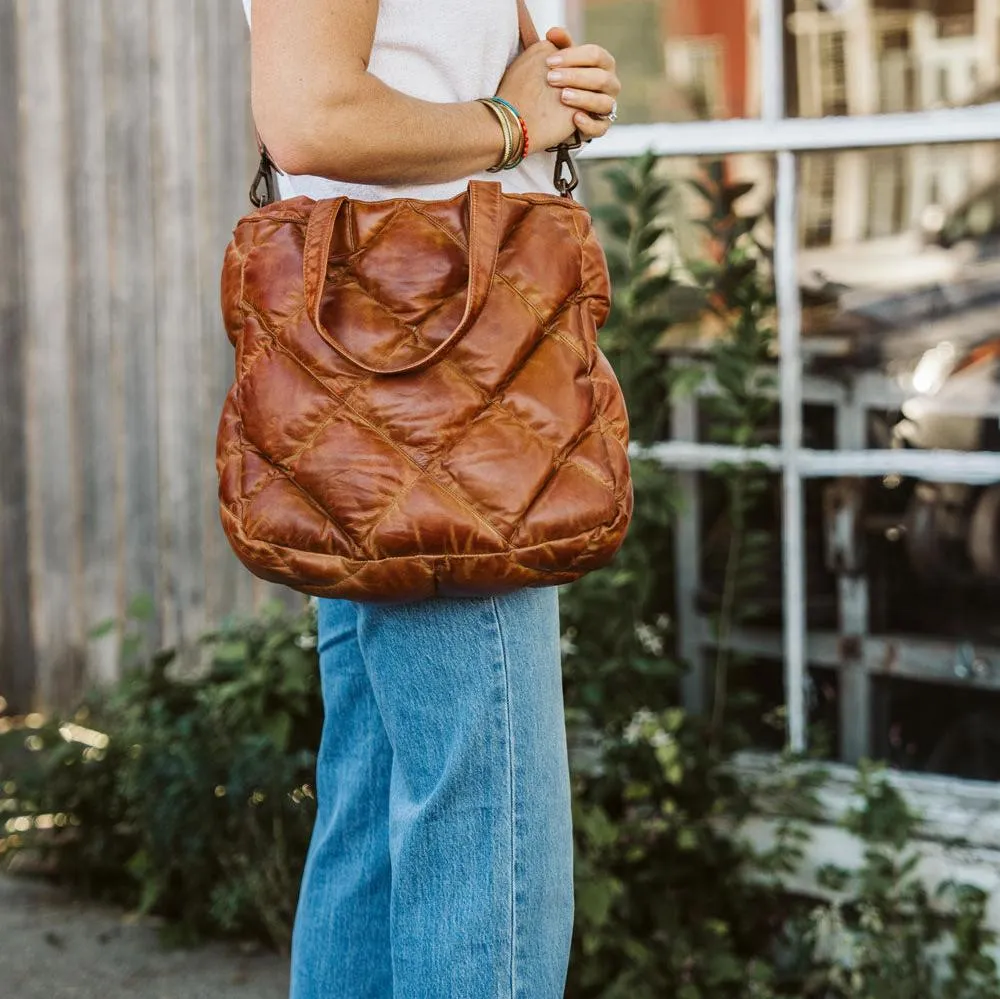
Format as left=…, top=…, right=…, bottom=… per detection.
left=0, top=0, right=301, bottom=714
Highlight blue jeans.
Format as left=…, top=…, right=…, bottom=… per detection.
left=290, top=588, right=574, bottom=999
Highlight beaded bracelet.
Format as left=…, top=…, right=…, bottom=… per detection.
left=477, top=96, right=529, bottom=171
left=490, top=97, right=530, bottom=161
left=493, top=100, right=525, bottom=169
left=476, top=97, right=515, bottom=172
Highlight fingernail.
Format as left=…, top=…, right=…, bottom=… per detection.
left=546, top=55, right=563, bottom=66
left=547, top=70, right=563, bottom=83
left=562, top=88, right=576, bottom=102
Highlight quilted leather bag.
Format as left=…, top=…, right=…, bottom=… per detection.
left=215, top=14, right=632, bottom=602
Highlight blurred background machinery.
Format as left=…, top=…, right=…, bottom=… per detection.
left=670, top=175, right=1000, bottom=781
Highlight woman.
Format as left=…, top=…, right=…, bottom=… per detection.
left=242, top=2, right=621, bottom=996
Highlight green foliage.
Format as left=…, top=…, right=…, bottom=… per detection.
left=594, top=152, right=676, bottom=445
left=562, top=154, right=1000, bottom=998
left=1, top=154, right=998, bottom=998
left=796, top=764, right=999, bottom=998
left=565, top=153, right=787, bottom=999
left=0, top=601, right=321, bottom=950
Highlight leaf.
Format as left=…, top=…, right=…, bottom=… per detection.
left=722, top=180, right=755, bottom=212
left=605, top=165, right=640, bottom=204
left=630, top=314, right=671, bottom=341
left=88, top=618, right=117, bottom=640
left=591, top=203, right=633, bottom=242
left=578, top=804, right=620, bottom=849
left=575, top=875, right=624, bottom=929
left=214, top=641, right=250, bottom=667
left=604, top=245, right=629, bottom=285
left=686, top=177, right=716, bottom=206
left=631, top=271, right=675, bottom=308
left=263, top=713, right=292, bottom=754
left=635, top=222, right=664, bottom=254
left=635, top=148, right=657, bottom=180
left=638, top=180, right=671, bottom=215
left=127, top=593, right=156, bottom=622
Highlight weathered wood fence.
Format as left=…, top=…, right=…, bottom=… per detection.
left=0, top=0, right=301, bottom=714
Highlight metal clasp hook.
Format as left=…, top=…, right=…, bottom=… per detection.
left=250, top=147, right=279, bottom=208
left=547, top=131, right=583, bottom=198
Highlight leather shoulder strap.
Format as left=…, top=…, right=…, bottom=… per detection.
left=516, top=0, right=541, bottom=48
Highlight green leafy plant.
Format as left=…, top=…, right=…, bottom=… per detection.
left=0, top=600, right=321, bottom=950
left=691, top=162, right=778, bottom=745
left=593, top=151, right=677, bottom=445
left=798, top=763, right=999, bottom=998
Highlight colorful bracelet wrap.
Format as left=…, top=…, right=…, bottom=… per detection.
left=490, top=97, right=530, bottom=161
left=477, top=96, right=529, bottom=171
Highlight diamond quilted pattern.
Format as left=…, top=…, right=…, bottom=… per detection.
left=441, top=406, right=559, bottom=537
left=292, top=415, right=425, bottom=542
left=345, top=204, right=471, bottom=325
left=217, top=182, right=632, bottom=600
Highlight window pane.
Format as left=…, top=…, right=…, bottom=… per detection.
left=572, top=0, right=758, bottom=122
left=804, top=475, right=1000, bottom=771
left=873, top=675, right=1000, bottom=780
left=797, top=141, right=1000, bottom=444
left=796, top=140, right=1000, bottom=769
left=787, top=0, right=1000, bottom=117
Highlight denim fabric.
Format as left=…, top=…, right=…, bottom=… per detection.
left=290, top=588, right=574, bottom=999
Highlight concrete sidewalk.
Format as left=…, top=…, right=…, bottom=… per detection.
left=0, top=874, right=289, bottom=999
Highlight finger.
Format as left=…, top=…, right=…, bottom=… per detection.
left=546, top=66, right=620, bottom=97
left=573, top=109, right=611, bottom=141
left=559, top=88, right=616, bottom=118
left=546, top=43, right=615, bottom=71
left=545, top=26, right=574, bottom=50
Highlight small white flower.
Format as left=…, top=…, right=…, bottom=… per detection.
left=623, top=707, right=656, bottom=744
left=559, top=631, right=578, bottom=656
left=635, top=622, right=664, bottom=656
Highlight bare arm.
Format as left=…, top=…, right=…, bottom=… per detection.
left=249, top=0, right=619, bottom=185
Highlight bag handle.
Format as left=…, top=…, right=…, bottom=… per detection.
left=516, top=0, right=540, bottom=47
left=303, top=180, right=504, bottom=377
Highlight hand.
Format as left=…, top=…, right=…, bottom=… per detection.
left=495, top=40, right=580, bottom=151
left=543, top=28, right=620, bottom=142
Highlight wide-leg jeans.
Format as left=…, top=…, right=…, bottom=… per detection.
left=289, top=587, right=574, bottom=999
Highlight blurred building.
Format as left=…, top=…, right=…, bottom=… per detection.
left=790, top=0, right=1000, bottom=268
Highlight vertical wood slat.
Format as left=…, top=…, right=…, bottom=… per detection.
left=197, top=0, right=236, bottom=628
left=0, top=0, right=36, bottom=714
left=17, top=0, right=85, bottom=710
left=104, top=0, right=161, bottom=657
left=196, top=0, right=258, bottom=625
left=65, top=0, right=120, bottom=686
left=150, top=0, right=206, bottom=660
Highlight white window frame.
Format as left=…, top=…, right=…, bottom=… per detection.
left=556, top=0, right=1000, bottom=759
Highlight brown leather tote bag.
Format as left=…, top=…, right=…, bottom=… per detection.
left=215, top=9, right=632, bottom=602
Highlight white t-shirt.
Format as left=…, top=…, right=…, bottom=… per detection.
left=241, top=0, right=558, bottom=202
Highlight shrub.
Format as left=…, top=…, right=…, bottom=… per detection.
left=0, top=601, right=321, bottom=949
